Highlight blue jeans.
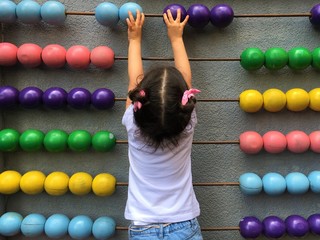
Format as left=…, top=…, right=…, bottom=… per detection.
left=128, top=218, right=203, bottom=240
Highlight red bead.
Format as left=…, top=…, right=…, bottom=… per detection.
left=42, top=44, right=66, bottom=68
left=66, top=45, right=91, bottom=69
left=17, top=43, right=42, bottom=68
left=0, top=42, right=18, bottom=66
left=90, top=46, right=114, bottom=69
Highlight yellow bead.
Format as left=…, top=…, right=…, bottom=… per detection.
left=286, top=88, right=309, bottom=112
left=239, top=89, right=263, bottom=112
left=44, top=172, right=69, bottom=196
left=0, top=170, right=21, bottom=194
left=263, top=89, right=286, bottom=112
left=68, top=172, right=92, bottom=196
left=309, top=88, right=320, bottom=111
left=20, top=171, right=46, bottom=195
left=92, top=173, right=116, bottom=197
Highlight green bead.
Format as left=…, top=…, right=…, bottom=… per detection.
left=92, top=131, right=116, bottom=152
left=288, top=47, right=312, bottom=70
left=312, top=47, right=320, bottom=70
left=44, top=129, right=68, bottom=152
left=68, top=130, right=91, bottom=152
left=240, top=48, right=265, bottom=70
left=19, top=129, right=45, bottom=152
left=0, top=129, right=20, bottom=152
left=264, top=47, right=288, bottom=70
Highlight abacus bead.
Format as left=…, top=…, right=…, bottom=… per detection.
left=240, top=48, right=264, bottom=70
left=308, top=171, right=320, bottom=193
left=0, top=129, right=20, bottom=152
left=19, top=87, right=43, bottom=109
left=0, top=86, right=19, bottom=108
left=92, top=131, right=116, bottom=152
left=264, top=47, right=288, bottom=70
left=312, top=47, right=320, bottom=70
left=17, top=43, right=42, bottom=68
left=239, top=89, right=263, bottom=113
left=163, top=4, right=187, bottom=21
left=239, top=131, right=263, bottom=154
left=67, top=88, right=91, bottom=109
left=286, top=88, right=309, bottom=112
left=0, top=42, right=18, bottom=66
left=0, top=0, right=17, bottom=23
left=42, top=87, right=67, bottom=109
left=210, top=4, right=234, bottom=28
left=91, top=88, right=115, bottom=109
left=90, top=46, right=115, bottom=69
left=119, top=2, right=143, bottom=23
left=41, top=1, right=66, bottom=25
left=68, top=130, right=91, bottom=152
left=44, top=214, right=70, bottom=238
left=21, top=213, right=46, bottom=237
left=187, top=4, right=210, bottom=28
left=263, top=131, right=287, bottom=153
left=0, top=212, right=23, bottom=236
left=16, top=0, right=41, bottom=24
left=309, top=88, right=320, bottom=111
left=95, top=2, right=119, bottom=27
left=68, top=215, right=93, bottom=239
left=44, top=129, right=68, bottom=152
left=263, top=89, right=286, bottom=112
left=92, top=216, right=116, bottom=240
left=239, top=216, right=262, bottom=238
left=239, top=173, right=262, bottom=195
left=285, top=172, right=309, bottom=194
left=310, top=4, right=320, bottom=26
left=66, top=45, right=91, bottom=69
left=285, top=215, right=309, bottom=237
left=288, top=47, right=312, bottom=70
left=19, top=129, right=45, bottom=152
left=286, top=130, right=310, bottom=153
left=262, top=216, right=286, bottom=239
left=309, top=131, right=320, bottom=153
left=308, top=214, right=320, bottom=235
left=42, top=44, right=66, bottom=68
left=262, top=172, right=286, bottom=195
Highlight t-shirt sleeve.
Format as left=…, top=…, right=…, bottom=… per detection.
left=122, top=104, right=134, bottom=132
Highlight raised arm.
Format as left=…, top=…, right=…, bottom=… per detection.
left=163, top=9, right=191, bottom=88
left=126, top=10, right=145, bottom=108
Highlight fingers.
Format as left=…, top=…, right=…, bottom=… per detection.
left=181, top=15, right=189, bottom=26
left=176, top=8, right=181, bottom=22
left=166, top=9, right=174, bottom=22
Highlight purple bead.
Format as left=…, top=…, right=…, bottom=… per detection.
left=210, top=4, right=234, bottom=28
left=285, top=215, right=309, bottom=237
left=67, top=88, right=91, bottom=109
left=310, top=4, right=320, bottom=26
left=187, top=4, right=210, bottom=28
left=239, top=216, right=263, bottom=238
left=43, top=87, right=67, bottom=109
left=163, top=4, right=187, bottom=21
left=308, top=214, right=320, bottom=235
left=91, top=88, right=115, bottom=110
left=0, top=86, right=19, bottom=108
left=262, top=216, right=286, bottom=238
left=19, top=86, right=43, bottom=108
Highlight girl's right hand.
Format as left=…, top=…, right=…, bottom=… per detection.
left=126, top=10, right=145, bottom=42
left=163, top=9, right=189, bottom=43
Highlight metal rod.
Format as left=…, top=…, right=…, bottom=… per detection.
left=115, top=56, right=241, bottom=62
left=115, top=98, right=239, bottom=102
left=116, top=226, right=240, bottom=231
left=116, top=182, right=239, bottom=187
left=115, top=140, right=240, bottom=144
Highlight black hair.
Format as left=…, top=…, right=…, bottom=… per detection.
left=128, top=66, right=196, bottom=150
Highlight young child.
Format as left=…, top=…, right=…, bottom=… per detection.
left=122, top=8, right=203, bottom=240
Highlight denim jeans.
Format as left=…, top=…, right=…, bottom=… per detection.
left=128, top=218, right=203, bottom=240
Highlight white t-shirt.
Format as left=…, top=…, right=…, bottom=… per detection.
left=122, top=104, right=200, bottom=223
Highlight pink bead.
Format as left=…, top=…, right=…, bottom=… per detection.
left=42, top=44, right=66, bottom=68
left=309, top=131, right=320, bottom=153
left=263, top=131, right=287, bottom=154
left=90, top=46, right=115, bottom=69
left=239, top=131, right=263, bottom=154
left=17, top=43, right=42, bottom=68
left=286, top=130, right=310, bottom=153
left=0, top=42, right=18, bottom=66
left=66, top=45, right=91, bottom=69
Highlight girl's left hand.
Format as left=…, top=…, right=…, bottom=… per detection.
left=126, top=10, right=145, bottom=42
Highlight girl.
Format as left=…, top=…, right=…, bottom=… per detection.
left=122, top=8, right=203, bottom=240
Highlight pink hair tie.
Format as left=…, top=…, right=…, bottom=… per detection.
left=181, top=88, right=201, bottom=105
left=133, top=89, right=146, bottom=112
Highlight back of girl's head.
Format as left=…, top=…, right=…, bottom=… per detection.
left=128, top=66, right=196, bottom=150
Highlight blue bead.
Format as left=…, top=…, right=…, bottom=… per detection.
left=0, top=0, right=17, bottom=23
left=239, top=172, right=263, bottom=195
left=44, top=214, right=70, bottom=238
left=119, top=2, right=143, bottom=23
left=68, top=215, right=93, bottom=239
left=0, top=212, right=23, bottom=237
left=308, top=171, right=320, bottom=193
left=92, top=216, right=116, bottom=240
left=285, top=172, right=309, bottom=194
left=21, top=213, right=46, bottom=237
left=95, top=2, right=119, bottom=27
left=16, top=0, right=41, bottom=24
left=41, top=1, right=66, bottom=25
left=262, top=172, right=286, bottom=196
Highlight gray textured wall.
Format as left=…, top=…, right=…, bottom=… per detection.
left=2, top=0, right=320, bottom=239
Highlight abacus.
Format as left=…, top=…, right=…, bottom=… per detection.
left=1, top=0, right=320, bottom=239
